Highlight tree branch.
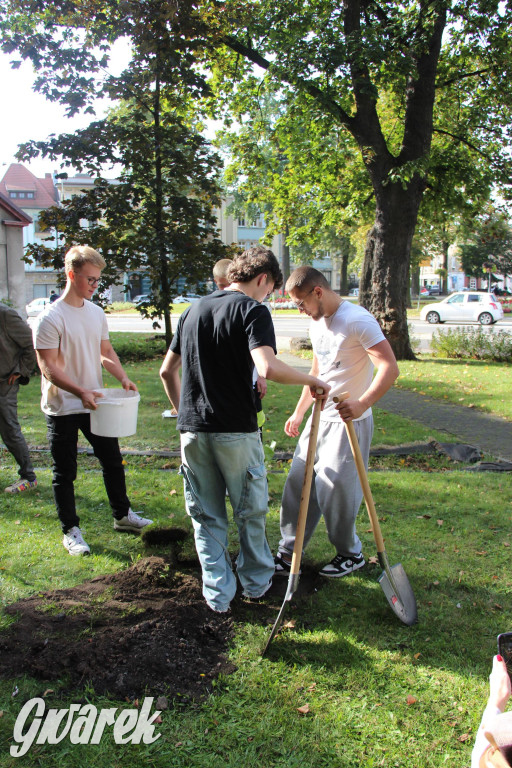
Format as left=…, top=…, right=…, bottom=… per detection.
left=432, top=127, right=494, bottom=161
left=437, top=68, right=492, bottom=88
left=222, top=35, right=355, bottom=131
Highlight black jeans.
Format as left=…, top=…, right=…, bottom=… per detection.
left=46, top=413, right=130, bottom=533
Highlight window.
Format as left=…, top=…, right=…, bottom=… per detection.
left=8, top=190, right=34, bottom=199
left=447, top=294, right=464, bottom=304
left=469, top=278, right=477, bottom=289
left=468, top=294, right=480, bottom=302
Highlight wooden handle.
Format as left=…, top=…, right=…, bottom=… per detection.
left=333, top=393, right=385, bottom=553
left=289, top=388, right=323, bottom=575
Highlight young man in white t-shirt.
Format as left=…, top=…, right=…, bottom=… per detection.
left=34, top=246, right=152, bottom=556
left=275, top=266, right=399, bottom=578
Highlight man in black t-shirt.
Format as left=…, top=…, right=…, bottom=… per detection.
left=160, top=246, right=328, bottom=613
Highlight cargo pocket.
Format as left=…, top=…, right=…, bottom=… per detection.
left=179, top=463, right=205, bottom=523
left=234, top=462, right=268, bottom=521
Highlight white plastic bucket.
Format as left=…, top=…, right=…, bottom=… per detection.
left=89, top=388, right=140, bottom=438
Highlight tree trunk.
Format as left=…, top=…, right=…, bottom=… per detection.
left=360, top=179, right=424, bottom=360
left=340, top=249, right=349, bottom=295
left=282, top=225, right=291, bottom=287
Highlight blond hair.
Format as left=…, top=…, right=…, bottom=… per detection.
left=64, top=246, right=106, bottom=274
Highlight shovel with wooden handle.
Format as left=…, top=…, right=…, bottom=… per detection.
left=262, top=388, right=323, bottom=655
left=334, top=394, right=418, bottom=626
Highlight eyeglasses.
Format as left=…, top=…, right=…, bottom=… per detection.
left=294, top=287, right=316, bottom=309
left=79, top=276, right=100, bottom=286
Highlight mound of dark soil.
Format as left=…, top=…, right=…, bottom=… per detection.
left=0, top=557, right=235, bottom=702
left=0, top=554, right=326, bottom=702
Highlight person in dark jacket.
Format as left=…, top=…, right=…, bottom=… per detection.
left=0, top=302, right=38, bottom=493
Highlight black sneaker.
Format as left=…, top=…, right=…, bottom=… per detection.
left=274, top=552, right=300, bottom=576
left=319, top=552, right=365, bottom=578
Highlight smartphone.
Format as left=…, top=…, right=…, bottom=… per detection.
left=497, top=632, right=512, bottom=677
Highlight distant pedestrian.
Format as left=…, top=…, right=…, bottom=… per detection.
left=49, top=290, right=59, bottom=304
left=0, top=303, right=38, bottom=494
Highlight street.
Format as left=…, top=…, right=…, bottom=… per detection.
left=105, top=312, right=512, bottom=352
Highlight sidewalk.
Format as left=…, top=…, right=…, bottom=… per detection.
left=277, top=347, right=512, bottom=463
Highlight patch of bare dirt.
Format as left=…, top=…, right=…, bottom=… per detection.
left=0, top=557, right=234, bottom=702
left=0, top=555, right=325, bottom=702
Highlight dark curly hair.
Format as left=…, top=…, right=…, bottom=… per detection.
left=227, top=245, right=283, bottom=291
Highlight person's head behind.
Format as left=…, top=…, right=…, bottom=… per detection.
left=213, top=258, right=233, bottom=290
left=64, top=246, right=106, bottom=276
left=227, top=245, right=283, bottom=292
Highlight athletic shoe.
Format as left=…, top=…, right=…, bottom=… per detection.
left=63, top=526, right=90, bottom=556
left=4, top=478, right=37, bottom=494
left=274, top=551, right=301, bottom=576
left=319, top=552, right=365, bottom=578
left=114, top=508, right=153, bottom=532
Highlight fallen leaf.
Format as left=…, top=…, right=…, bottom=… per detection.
left=43, top=689, right=54, bottom=697
left=414, top=653, right=421, bottom=659
left=368, top=556, right=378, bottom=565
left=283, top=619, right=296, bottom=629
left=14, top=520, right=21, bottom=525
left=437, top=519, right=443, bottom=526
left=406, top=695, right=417, bottom=706
left=297, top=704, right=310, bottom=715
left=458, top=733, right=471, bottom=743
left=307, top=683, right=317, bottom=692
left=476, top=551, right=487, bottom=556
left=169, top=489, right=177, bottom=496
left=154, top=715, right=163, bottom=724
left=504, top=542, right=510, bottom=548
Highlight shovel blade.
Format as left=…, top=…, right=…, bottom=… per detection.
left=378, top=563, right=417, bottom=626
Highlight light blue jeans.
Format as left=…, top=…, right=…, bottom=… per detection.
left=180, top=430, right=274, bottom=612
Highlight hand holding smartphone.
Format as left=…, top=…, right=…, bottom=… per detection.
left=497, top=632, right=512, bottom=678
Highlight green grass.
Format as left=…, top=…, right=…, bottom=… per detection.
left=1, top=336, right=511, bottom=767
left=396, top=357, right=512, bottom=421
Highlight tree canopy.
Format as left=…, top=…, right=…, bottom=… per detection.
left=2, top=0, right=512, bottom=356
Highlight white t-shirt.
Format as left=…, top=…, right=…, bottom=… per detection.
left=309, top=300, right=385, bottom=422
left=33, top=299, right=109, bottom=416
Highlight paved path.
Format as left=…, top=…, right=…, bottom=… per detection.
left=277, top=347, right=512, bottom=463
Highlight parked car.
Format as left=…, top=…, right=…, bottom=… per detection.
left=348, top=288, right=359, bottom=297
left=26, top=297, right=50, bottom=317
left=420, top=291, right=504, bottom=325
left=173, top=294, right=201, bottom=304
left=427, top=285, right=440, bottom=295
left=132, top=294, right=151, bottom=305
left=420, top=287, right=430, bottom=296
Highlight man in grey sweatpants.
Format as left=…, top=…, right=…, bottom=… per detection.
left=0, top=303, right=38, bottom=493
left=275, top=267, right=399, bottom=578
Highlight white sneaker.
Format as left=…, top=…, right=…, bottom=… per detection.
left=114, top=508, right=153, bottom=532
left=63, top=526, right=90, bottom=556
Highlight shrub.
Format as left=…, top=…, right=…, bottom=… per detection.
left=431, top=326, right=512, bottom=362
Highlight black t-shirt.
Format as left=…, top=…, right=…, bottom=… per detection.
left=170, top=290, right=276, bottom=432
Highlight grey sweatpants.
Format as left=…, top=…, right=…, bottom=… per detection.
left=0, top=380, right=36, bottom=482
left=278, top=415, right=373, bottom=558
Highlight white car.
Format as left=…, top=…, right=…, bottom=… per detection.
left=420, top=291, right=504, bottom=325
left=173, top=294, right=201, bottom=304
left=26, top=297, right=50, bottom=317
left=348, top=288, right=359, bottom=297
